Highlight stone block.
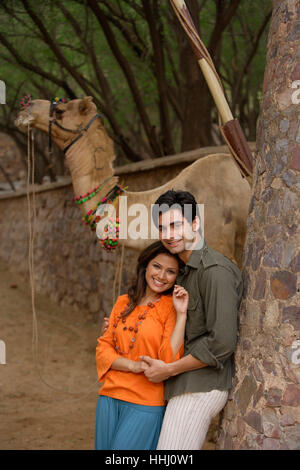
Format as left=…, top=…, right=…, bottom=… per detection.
left=262, top=240, right=284, bottom=267
left=282, top=384, right=300, bottom=406
left=264, top=387, right=282, bottom=407
left=262, top=408, right=281, bottom=439
left=251, top=238, right=265, bottom=271
left=281, top=405, right=300, bottom=424
left=290, top=252, right=300, bottom=272
left=234, top=373, right=257, bottom=415
left=223, top=399, right=237, bottom=421
left=281, top=413, right=295, bottom=426
left=282, top=306, right=300, bottom=330
left=253, top=269, right=266, bottom=300
left=282, top=424, right=300, bottom=450
left=265, top=224, right=282, bottom=239
left=289, top=145, right=300, bottom=170
left=253, top=383, right=264, bottom=407
left=271, top=271, right=297, bottom=299
left=244, top=410, right=263, bottom=433
left=262, top=360, right=277, bottom=375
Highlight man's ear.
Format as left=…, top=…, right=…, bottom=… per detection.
left=78, top=96, right=93, bottom=115
left=192, top=215, right=201, bottom=232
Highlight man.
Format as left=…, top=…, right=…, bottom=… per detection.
left=139, top=189, right=243, bottom=450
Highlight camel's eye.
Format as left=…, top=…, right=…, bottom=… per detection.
left=55, top=108, right=64, bottom=119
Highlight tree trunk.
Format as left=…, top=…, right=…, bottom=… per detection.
left=217, top=0, right=300, bottom=450
left=179, top=0, right=214, bottom=150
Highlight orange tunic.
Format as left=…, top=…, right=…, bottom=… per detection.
left=96, top=294, right=183, bottom=406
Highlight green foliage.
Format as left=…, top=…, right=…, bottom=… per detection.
left=0, top=0, right=272, bottom=162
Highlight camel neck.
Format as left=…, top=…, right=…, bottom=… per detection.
left=64, top=125, right=119, bottom=215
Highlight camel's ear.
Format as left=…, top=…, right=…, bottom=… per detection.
left=78, top=96, right=93, bottom=115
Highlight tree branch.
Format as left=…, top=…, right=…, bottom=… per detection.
left=0, top=31, right=76, bottom=98
left=232, top=10, right=272, bottom=111
left=142, top=0, right=175, bottom=155
left=87, top=0, right=162, bottom=157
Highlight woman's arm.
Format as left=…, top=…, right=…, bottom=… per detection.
left=111, top=357, right=149, bottom=374
left=170, top=285, right=188, bottom=359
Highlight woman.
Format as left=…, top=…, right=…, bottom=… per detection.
left=95, top=241, right=188, bottom=450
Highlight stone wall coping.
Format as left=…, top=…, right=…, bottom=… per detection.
left=0, top=142, right=256, bottom=200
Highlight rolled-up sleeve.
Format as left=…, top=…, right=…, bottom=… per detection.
left=188, top=266, right=241, bottom=370
left=158, top=304, right=184, bottom=363
left=96, top=301, right=121, bottom=382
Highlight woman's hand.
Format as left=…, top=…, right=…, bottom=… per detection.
left=130, top=360, right=149, bottom=374
left=101, top=317, right=109, bottom=336
left=172, top=285, right=189, bottom=316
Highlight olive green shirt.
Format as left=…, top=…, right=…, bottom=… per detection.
left=164, top=240, right=243, bottom=401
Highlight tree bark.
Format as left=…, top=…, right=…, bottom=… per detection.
left=217, top=0, right=300, bottom=450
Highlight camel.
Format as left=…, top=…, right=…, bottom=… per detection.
left=15, top=97, right=252, bottom=268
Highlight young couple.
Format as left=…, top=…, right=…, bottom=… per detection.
left=95, top=189, right=243, bottom=450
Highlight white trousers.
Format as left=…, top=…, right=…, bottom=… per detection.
left=157, top=389, right=229, bottom=450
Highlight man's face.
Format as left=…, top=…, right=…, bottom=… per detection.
left=158, top=208, right=196, bottom=254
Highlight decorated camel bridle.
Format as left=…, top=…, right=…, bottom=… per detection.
left=48, top=97, right=102, bottom=156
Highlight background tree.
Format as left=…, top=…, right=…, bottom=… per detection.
left=0, top=0, right=272, bottom=182
left=217, top=0, right=300, bottom=450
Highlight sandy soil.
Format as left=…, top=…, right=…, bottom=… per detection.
left=0, top=260, right=100, bottom=450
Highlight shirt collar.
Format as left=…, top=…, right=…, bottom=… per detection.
left=178, top=238, right=206, bottom=273
left=186, top=238, right=207, bottom=269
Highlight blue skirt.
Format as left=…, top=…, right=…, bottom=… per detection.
left=95, top=395, right=165, bottom=450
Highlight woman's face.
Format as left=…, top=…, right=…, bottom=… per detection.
left=145, top=253, right=179, bottom=295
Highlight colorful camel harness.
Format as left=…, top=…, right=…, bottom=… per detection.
left=47, top=98, right=126, bottom=251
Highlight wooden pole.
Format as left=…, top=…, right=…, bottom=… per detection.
left=169, top=0, right=253, bottom=179
left=198, top=58, right=233, bottom=124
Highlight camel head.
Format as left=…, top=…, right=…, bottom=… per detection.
left=15, top=96, right=99, bottom=152
left=16, top=96, right=118, bottom=209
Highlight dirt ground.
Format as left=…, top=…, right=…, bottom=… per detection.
left=0, top=260, right=100, bottom=450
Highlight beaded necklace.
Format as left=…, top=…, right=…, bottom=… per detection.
left=112, top=297, right=161, bottom=355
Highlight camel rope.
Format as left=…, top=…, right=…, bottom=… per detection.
left=112, top=242, right=125, bottom=307
left=26, top=125, right=99, bottom=401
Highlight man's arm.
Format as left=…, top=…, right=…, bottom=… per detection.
left=142, top=264, right=242, bottom=383
left=141, top=354, right=208, bottom=383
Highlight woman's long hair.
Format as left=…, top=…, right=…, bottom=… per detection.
left=121, top=241, right=182, bottom=318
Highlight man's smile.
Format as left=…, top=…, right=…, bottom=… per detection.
left=165, top=239, right=182, bottom=247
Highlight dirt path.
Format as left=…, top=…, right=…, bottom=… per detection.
left=0, top=261, right=100, bottom=450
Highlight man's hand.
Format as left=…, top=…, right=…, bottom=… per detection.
left=140, top=356, right=171, bottom=383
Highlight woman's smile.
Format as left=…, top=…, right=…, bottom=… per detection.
left=152, top=277, right=166, bottom=287
left=145, top=253, right=179, bottom=295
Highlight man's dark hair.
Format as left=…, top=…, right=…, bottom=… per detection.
left=152, top=189, right=201, bottom=231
